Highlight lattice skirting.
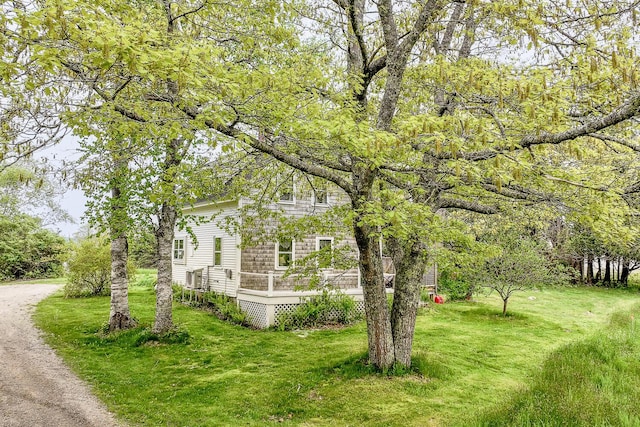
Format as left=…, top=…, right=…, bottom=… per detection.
left=239, top=298, right=365, bottom=329
left=273, top=301, right=365, bottom=327
left=238, top=300, right=270, bottom=329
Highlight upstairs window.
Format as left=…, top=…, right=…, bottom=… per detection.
left=213, top=237, right=222, bottom=267
left=173, top=238, right=185, bottom=262
left=314, top=187, right=328, bottom=205
left=317, top=237, right=333, bottom=268
left=277, top=239, right=294, bottom=268
left=278, top=175, right=295, bottom=203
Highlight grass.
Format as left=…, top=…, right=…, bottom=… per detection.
left=475, top=309, right=640, bottom=426
left=1, top=276, right=67, bottom=285
left=33, top=285, right=640, bottom=426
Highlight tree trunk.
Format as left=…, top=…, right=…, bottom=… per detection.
left=108, top=186, right=136, bottom=331
left=389, top=237, right=428, bottom=368
left=604, top=259, right=611, bottom=286
left=586, top=254, right=594, bottom=285
left=577, top=257, right=584, bottom=283
left=617, top=257, right=622, bottom=283
left=621, top=260, right=630, bottom=286
left=109, top=232, right=136, bottom=331
left=595, top=257, right=602, bottom=282
left=153, top=202, right=178, bottom=334
left=152, top=137, right=184, bottom=334
left=502, top=297, right=509, bottom=316
left=353, top=220, right=394, bottom=370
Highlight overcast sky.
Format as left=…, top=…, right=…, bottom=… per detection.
left=37, top=135, right=87, bottom=238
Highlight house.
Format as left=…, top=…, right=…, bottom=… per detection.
left=172, top=177, right=437, bottom=328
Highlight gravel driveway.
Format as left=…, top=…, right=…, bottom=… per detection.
left=0, top=284, right=122, bottom=427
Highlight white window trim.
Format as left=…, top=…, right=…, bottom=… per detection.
left=314, top=187, right=329, bottom=206
left=316, top=237, right=334, bottom=269
left=275, top=239, right=295, bottom=269
left=213, top=236, right=223, bottom=268
left=173, top=237, right=186, bottom=264
left=278, top=175, right=296, bottom=205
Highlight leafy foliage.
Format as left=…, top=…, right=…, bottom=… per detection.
left=64, top=237, right=112, bottom=297
left=0, top=164, right=71, bottom=224
left=276, top=287, right=362, bottom=330
left=129, top=230, right=157, bottom=269
left=174, top=287, right=249, bottom=326
left=0, top=213, right=67, bottom=281
left=438, top=274, right=475, bottom=302
left=65, top=237, right=135, bottom=297
left=476, top=232, right=566, bottom=315
left=6, top=0, right=640, bottom=367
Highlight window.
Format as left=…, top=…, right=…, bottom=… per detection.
left=317, top=237, right=333, bottom=268
left=173, top=238, right=185, bottom=262
left=213, top=237, right=222, bottom=267
left=279, top=175, right=294, bottom=203
left=277, top=239, right=294, bottom=268
left=314, top=187, right=328, bottom=205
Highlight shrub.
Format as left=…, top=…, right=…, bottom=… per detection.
left=175, top=287, right=249, bottom=326
left=0, top=213, right=68, bottom=281
left=203, top=291, right=249, bottom=325
left=133, top=272, right=157, bottom=288
left=276, top=287, right=362, bottom=330
left=439, top=274, right=475, bottom=301
left=64, top=237, right=135, bottom=297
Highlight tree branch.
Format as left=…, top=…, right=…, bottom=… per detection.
left=436, top=197, right=498, bottom=214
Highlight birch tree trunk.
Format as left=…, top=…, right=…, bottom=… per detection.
left=109, top=232, right=136, bottom=331
left=152, top=137, right=183, bottom=334
left=108, top=186, right=136, bottom=331
left=153, top=202, right=177, bottom=334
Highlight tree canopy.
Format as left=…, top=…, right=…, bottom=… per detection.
left=3, top=0, right=640, bottom=368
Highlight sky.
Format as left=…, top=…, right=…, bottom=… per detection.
left=36, top=135, right=87, bottom=238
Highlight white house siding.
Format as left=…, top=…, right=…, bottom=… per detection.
left=172, top=201, right=241, bottom=297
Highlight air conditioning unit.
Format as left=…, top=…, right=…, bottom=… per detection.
left=193, top=268, right=203, bottom=288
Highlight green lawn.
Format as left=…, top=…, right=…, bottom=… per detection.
left=34, top=286, right=640, bottom=426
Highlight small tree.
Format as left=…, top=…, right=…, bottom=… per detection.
left=477, top=236, right=559, bottom=316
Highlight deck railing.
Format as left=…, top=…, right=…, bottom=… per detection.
left=238, top=270, right=362, bottom=296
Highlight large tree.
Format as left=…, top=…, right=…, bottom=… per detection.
left=4, top=0, right=640, bottom=369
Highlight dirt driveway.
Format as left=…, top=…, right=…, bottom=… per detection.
left=0, top=284, right=122, bottom=427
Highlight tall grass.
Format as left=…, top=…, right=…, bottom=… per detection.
left=474, top=307, right=640, bottom=426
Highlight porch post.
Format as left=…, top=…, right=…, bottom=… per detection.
left=267, top=271, right=274, bottom=296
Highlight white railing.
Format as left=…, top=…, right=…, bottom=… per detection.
left=239, top=270, right=362, bottom=296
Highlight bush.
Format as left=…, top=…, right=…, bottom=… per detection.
left=204, top=292, right=249, bottom=325
left=439, top=275, right=475, bottom=301
left=0, top=214, right=68, bottom=281
left=64, top=237, right=135, bottom=297
left=276, top=287, right=362, bottom=330
left=133, top=272, right=157, bottom=288
left=175, top=287, right=249, bottom=326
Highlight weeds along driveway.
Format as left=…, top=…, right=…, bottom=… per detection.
left=0, top=284, right=121, bottom=427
